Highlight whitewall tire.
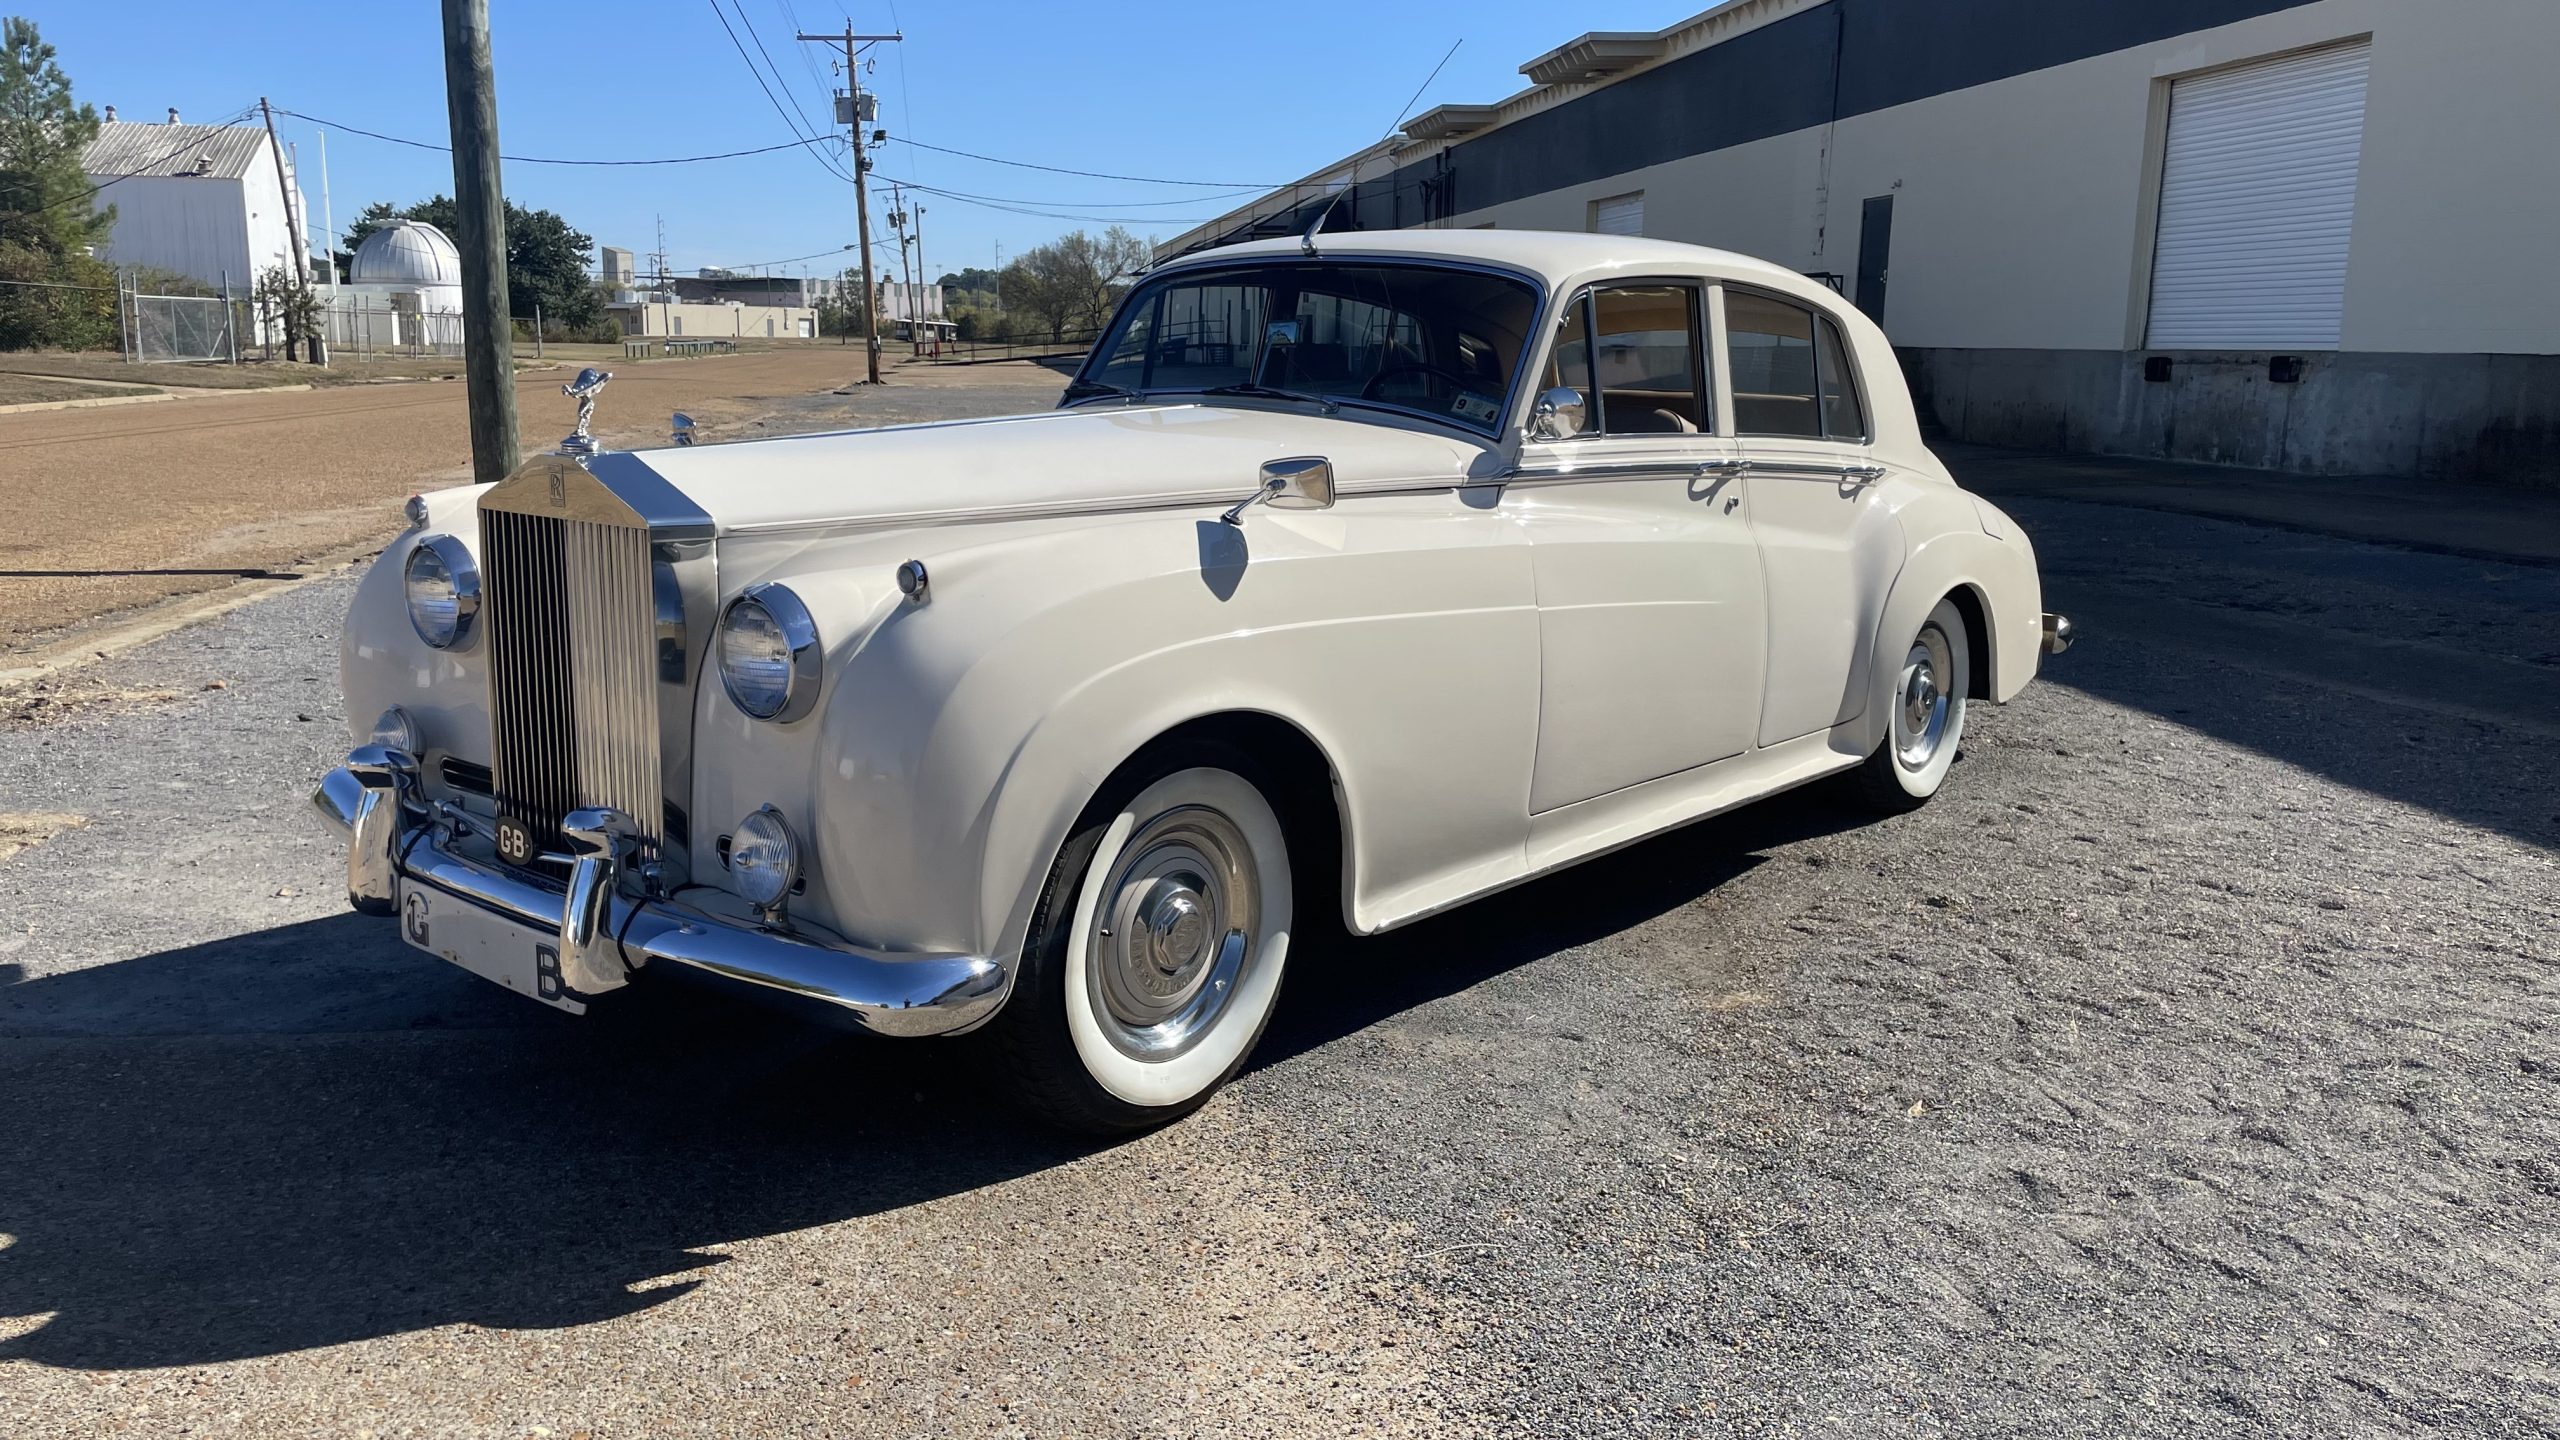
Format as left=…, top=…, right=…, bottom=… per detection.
left=1853, top=597, right=1971, bottom=813
left=990, top=748, right=1294, bottom=1133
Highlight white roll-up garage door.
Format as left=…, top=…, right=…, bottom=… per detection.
left=1592, top=192, right=1645, bottom=236
left=2145, top=40, right=2371, bottom=349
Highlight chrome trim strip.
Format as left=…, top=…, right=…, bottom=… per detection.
left=315, top=761, right=1012, bottom=1037
left=1747, top=458, right=1867, bottom=479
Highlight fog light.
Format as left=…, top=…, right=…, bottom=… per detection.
left=368, top=705, right=419, bottom=755
left=729, top=805, right=800, bottom=914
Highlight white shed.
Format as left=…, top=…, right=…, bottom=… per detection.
left=81, top=115, right=311, bottom=291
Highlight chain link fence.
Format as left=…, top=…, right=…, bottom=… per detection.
left=129, top=291, right=243, bottom=363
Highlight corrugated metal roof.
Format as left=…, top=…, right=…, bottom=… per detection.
left=80, top=121, right=272, bottom=182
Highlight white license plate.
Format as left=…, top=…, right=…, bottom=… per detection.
left=398, top=882, right=587, bottom=1015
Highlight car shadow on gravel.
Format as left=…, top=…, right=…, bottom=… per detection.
left=0, top=915, right=1082, bottom=1372
left=0, top=784, right=1875, bottom=1375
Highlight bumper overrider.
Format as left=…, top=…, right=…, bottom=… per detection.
left=312, top=746, right=1009, bottom=1036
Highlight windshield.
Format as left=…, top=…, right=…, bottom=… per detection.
left=1073, top=261, right=1539, bottom=436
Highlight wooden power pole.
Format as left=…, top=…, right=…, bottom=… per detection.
left=799, top=20, right=899, bottom=385
left=441, top=0, right=519, bottom=482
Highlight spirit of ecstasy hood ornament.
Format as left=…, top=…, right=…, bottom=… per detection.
left=557, top=367, right=612, bottom=456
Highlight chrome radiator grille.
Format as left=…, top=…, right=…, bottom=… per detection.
left=482, top=510, right=664, bottom=858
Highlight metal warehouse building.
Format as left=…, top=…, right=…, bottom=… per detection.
left=1165, top=0, right=2560, bottom=487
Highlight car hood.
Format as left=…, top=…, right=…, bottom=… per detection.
left=624, top=402, right=1494, bottom=533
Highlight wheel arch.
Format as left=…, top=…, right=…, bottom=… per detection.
left=977, top=697, right=1360, bottom=978
left=1857, top=521, right=2043, bottom=751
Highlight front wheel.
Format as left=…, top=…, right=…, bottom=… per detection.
left=988, top=749, right=1293, bottom=1134
left=1851, top=596, right=1971, bottom=813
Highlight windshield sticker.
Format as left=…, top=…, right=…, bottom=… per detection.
left=1451, top=393, right=1498, bottom=424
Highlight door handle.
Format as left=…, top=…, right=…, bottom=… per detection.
left=1694, top=458, right=1748, bottom=479
left=1840, top=463, right=1886, bottom=487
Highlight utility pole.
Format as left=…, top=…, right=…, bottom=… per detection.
left=439, top=0, right=518, bottom=483
left=798, top=19, right=899, bottom=384
left=913, top=203, right=930, bottom=351
left=889, top=183, right=918, bottom=357
left=258, top=98, right=315, bottom=363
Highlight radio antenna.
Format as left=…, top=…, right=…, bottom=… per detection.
left=1303, top=37, right=1463, bottom=256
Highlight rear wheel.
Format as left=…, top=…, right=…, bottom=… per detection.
left=1852, top=596, right=1970, bottom=813
left=989, top=747, right=1293, bottom=1134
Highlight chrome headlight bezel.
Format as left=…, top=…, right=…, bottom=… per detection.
left=403, top=533, right=481, bottom=650
left=717, top=582, right=822, bottom=722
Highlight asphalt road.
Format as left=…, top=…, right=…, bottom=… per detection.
left=2, top=431, right=2554, bottom=1436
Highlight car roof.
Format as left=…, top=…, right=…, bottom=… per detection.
left=1151, top=227, right=1816, bottom=293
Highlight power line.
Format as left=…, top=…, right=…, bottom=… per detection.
left=704, top=242, right=857, bottom=271
left=706, top=0, right=856, bottom=184
left=883, top=135, right=1291, bottom=189
left=875, top=175, right=1268, bottom=209
left=731, top=0, right=833, bottom=157
left=278, top=107, right=843, bottom=166
left=873, top=178, right=1224, bottom=225
left=1, top=102, right=263, bottom=223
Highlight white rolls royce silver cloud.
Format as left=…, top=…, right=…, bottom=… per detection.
left=315, top=230, right=2070, bottom=1133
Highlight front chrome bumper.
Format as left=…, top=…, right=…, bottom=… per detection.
left=312, top=747, right=1008, bottom=1036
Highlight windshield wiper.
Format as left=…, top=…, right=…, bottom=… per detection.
left=1200, top=382, right=1339, bottom=416
left=1061, top=378, right=1140, bottom=403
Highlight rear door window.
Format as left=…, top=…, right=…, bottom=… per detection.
left=1590, top=285, right=1707, bottom=435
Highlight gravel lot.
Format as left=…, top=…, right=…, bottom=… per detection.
left=1, top=412, right=2554, bottom=1436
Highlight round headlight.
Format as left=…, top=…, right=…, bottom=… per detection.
left=717, top=583, right=821, bottom=721
left=404, top=535, right=480, bottom=649
left=367, top=705, right=420, bottom=755
left=729, top=805, right=800, bottom=911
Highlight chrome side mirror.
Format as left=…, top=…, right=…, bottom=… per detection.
left=1220, top=456, right=1335, bottom=526
left=1529, top=386, right=1587, bottom=441
left=671, top=412, right=696, bottom=447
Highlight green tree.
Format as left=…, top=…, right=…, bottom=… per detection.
left=346, top=194, right=603, bottom=330
left=998, top=227, right=1151, bottom=342
left=0, top=17, right=111, bottom=259
left=814, top=266, right=869, bottom=341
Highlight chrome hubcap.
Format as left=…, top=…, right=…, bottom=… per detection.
left=1894, top=628, right=1956, bottom=770
left=1089, top=805, right=1258, bottom=1061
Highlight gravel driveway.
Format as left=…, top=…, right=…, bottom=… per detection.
left=1, top=431, right=2553, bottom=1437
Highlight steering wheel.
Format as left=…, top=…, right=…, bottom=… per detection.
left=1361, top=360, right=1476, bottom=401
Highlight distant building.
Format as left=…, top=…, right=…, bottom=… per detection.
left=877, top=280, right=953, bottom=343
left=599, top=246, right=636, bottom=286
left=81, top=111, right=315, bottom=290
left=610, top=294, right=816, bottom=340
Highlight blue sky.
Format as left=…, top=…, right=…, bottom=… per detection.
left=43, top=0, right=1700, bottom=282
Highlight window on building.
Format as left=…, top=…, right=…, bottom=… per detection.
left=2146, top=40, right=2371, bottom=349
left=1589, top=192, right=1645, bottom=236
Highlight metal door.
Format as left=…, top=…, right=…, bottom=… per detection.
left=1855, top=195, right=1893, bottom=324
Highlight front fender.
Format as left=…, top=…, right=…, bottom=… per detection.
left=702, top=501, right=1540, bottom=966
